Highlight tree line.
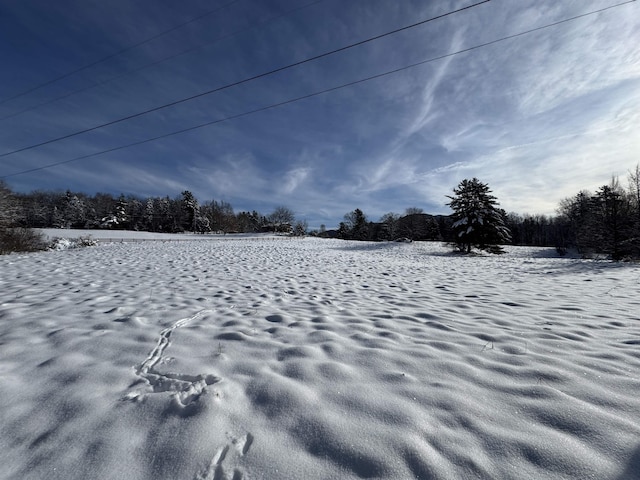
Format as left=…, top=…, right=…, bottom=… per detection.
left=2, top=165, right=640, bottom=259
left=553, top=167, right=640, bottom=260
left=0, top=186, right=305, bottom=235
left=335, top=167, right=640, bottom=260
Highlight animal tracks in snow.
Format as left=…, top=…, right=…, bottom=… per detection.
left=195, top=433, right=254, bottom=480
left=124, top=309, right=221, bottom=409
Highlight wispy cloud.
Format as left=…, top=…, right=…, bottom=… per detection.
left=1, top=0, right=639, bottom=227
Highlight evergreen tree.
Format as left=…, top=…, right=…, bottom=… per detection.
left=343, top=208, right=369, bottom=240
left=591, top=181, right=633, bottom=260
left=153, top=197, right=169, bottom=231
left=446, top=178, right=511, bottom=253
left=379, top=212, right=400, bottom=240
left=114, top=195, right=129, bottom=228
left=128, top=198, right=145, bottom=231
left=93, top=193, right=116, bottom=225
left=144, top=198, right=155, bottom=231
left=425, top=217, right=442, bottom=241
left=396, top=213, right=442, bottom=241
left=558, top=190, right=593, bottom=253
left=557, top=178, right=638, bottom=260
left=101, top=195, right=129, bottom=229
left=181, top=191, right=199, bottom=232
left=61, top=191, right=86, bottom=228
left=337, top=222, right=349, bottom=239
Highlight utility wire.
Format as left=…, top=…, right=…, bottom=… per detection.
left=1, top=0, right=634, bottom=180
left=0, top=0, right=490, bottom=160
left=0, top=0, right=326, bottom=122
left=0, top=0, right=243, bottom=106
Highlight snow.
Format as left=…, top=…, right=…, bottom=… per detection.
left=37, top=228, right=275, bottom=241
left=1, top=234, right=640, bottom=479
left=452, top=218, right=468, bottom=228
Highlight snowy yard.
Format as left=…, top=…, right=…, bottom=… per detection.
left=1, top=236, right=639, bottom=479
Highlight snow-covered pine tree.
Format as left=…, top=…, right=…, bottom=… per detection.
left=181, top=191, right=199, bottom=232
left=61, top=191, right=86, bottom=228
left=446, top=178, right=511, bottom=253
left=101, top=195, right=129, bottom=229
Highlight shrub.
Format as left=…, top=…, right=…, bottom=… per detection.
left=0, top=228, right=47, bottom=254
left=76, top=235, right=98, bottom=247
left=48, top=235, right=98, bottom=251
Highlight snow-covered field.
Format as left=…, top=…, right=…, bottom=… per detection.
left=1, top=235, right=639, bottom=479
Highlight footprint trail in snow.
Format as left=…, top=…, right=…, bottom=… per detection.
left=195, top=433, right=254, bottom=480
left=125, top=309, right=220, bottom=408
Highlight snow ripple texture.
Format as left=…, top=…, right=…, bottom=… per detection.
left=1, top=237, right=639, bottom=479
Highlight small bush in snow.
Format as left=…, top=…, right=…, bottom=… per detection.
left=76, top=235, right=98, bottom=247
left=49, top=235, right=98, bottom=251
left=49, top=237, right=73, bottom=251
left=0, top=227, right=47, bottom=254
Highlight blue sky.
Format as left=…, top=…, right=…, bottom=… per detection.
left=1, top=0, right=639, bottom=229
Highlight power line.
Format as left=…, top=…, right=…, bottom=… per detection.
left=0, top=0, right=326, bottom=122
left=0, top=0, right=243, bottom=106
left=1, top=0, right=634, bottom=180
left=0, top=0, right=490, bottom=160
